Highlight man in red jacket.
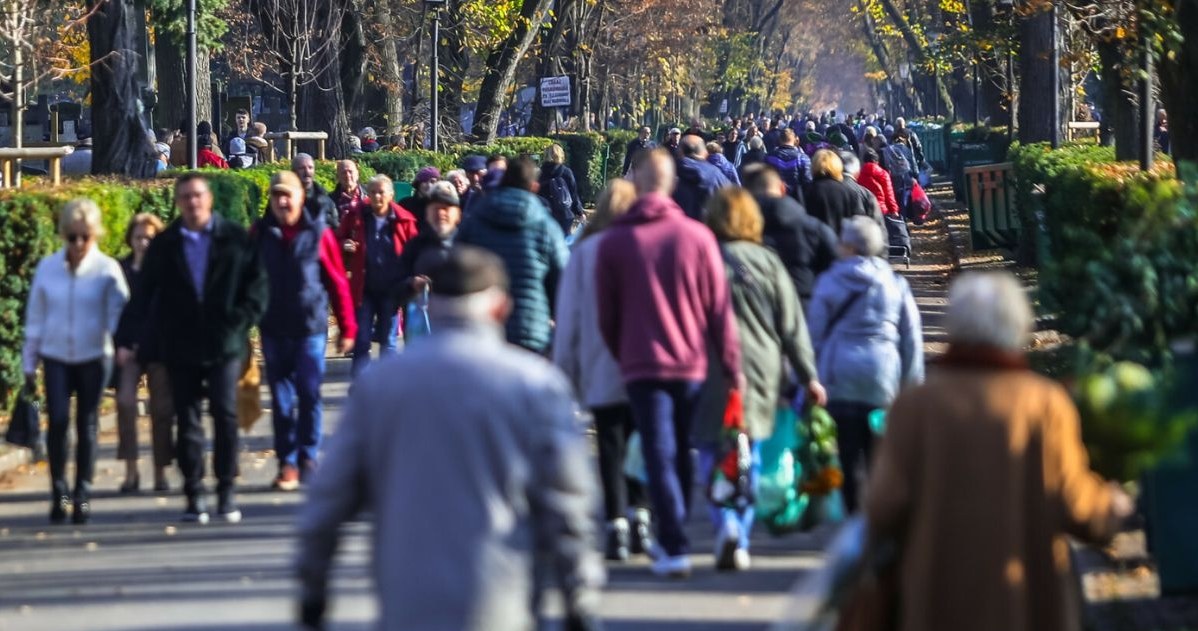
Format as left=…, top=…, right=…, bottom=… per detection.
left=254, top=171, right=357, bottom=491
left=596, top=148, right=743, bottom=578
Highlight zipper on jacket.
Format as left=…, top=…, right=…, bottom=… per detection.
left=68, top=264, right=76, bottom=360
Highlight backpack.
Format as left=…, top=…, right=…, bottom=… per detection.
left=545, top=174, right=574, bottom=223
left=884, top=144, right=911, bottom=180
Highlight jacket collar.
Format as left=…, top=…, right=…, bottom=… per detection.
left=617, top=192, right=683, bottom=225
left=936, top=344, right=1029, bottom=371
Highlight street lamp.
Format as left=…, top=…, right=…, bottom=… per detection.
left=186, top=0, right=197, bottom=168
left=426, top=0, right=445, bottom=152
left=898, top=61, right=910, bottom=118
left=928, top=28, right=942, bottom=119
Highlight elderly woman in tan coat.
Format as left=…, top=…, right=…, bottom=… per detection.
left=866, top=271, right=1133, bottom=631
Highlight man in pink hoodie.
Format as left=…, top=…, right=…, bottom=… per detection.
left=596, top=148, right=743, bottom=578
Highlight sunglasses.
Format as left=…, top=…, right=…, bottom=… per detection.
left=65, top=233, right=91, bottom=244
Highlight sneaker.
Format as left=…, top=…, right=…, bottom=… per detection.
left=217, top=492, right=242, bottom=524
left=630, top=508, right=656, bottom=556
left=650, top=554, right=692, bottom=579
left=714, top=520, right=740, bottom=572
left=273, top=464, right=300, bottom=492
left=182, top=496, right=210, bottom=525
left=604, top=519, right=631, bottom=562
left=733, top=549, right=751, bottom=571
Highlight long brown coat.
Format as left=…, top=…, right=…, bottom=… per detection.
left=866, top=352, right=1120, bottom=631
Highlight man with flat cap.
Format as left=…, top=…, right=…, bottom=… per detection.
left=297, top=245, right=604, bottom=631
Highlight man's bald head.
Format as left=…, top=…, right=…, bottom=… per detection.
left=679, top=134, right=708, bottom=159
left=633, top=148, right=676, bottom=196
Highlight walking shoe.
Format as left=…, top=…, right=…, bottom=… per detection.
left=181, top=495, right=210, bottom=525
left=272, top=464, right=300, bottom=492
left=49, top=496, right=70, bottom=525
left=217, top=491, right=242, bottom=524
left=72, top=500, right=91, bottom=525
left=714, top=520, right=740, bottom=572
left=650, top=554, right=692, bottom=579
left=733, top=549, right=751, bottom=571
left=604, top=518, right=631, bottom=562
left=630, top=508, right=656, bottom=555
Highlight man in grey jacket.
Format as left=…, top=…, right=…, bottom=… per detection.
left=296, top=245, right=604, bottom=631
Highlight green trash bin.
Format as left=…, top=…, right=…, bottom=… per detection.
left=951, top=141, right=1009, bottom=201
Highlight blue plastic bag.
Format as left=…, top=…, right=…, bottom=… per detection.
left=405, top=287, right=431, bottom=340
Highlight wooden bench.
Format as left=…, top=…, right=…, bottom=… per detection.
left=263, top=131, right=329, bottom=162
left=1067, top=121, right=1101, bottom=142
left=963, top=162, right=1018, bottom=250
left=0, top=146, right=76, bottom=188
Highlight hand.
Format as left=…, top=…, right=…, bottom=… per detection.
left=411, top=275, right=430, bottom=294
left=299, top=595, right=326, bottom=630
left=806, top=380, right=828, bottom=408
left=337, top=336, right=355, bottom=355
left=1110, top=484, right=1135, bottom=520
left=116, top=347, right=135, bottom=367
left=342, top=239, right=357, bottom=253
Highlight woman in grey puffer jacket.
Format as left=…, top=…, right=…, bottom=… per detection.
left=807, top=216, right=924, bottom=512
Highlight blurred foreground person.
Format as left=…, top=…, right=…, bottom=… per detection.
left=297, top=246, right=604, bottom=631
left=807, top=216, right=923, bottom=512
left=866, top=272, right=1134, bottom=631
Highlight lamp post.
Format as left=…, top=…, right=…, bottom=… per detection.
left=1050, top=2, right=1061, bottom=149
left=1140, top=24, right=1154, bottom=171
left=928, top=29, right=941, bottom=119
left=426, top=0, right=445, bottom=152
left=899, top=61, right=911, bottom=118
left=186, top=0, right=197, bottom=168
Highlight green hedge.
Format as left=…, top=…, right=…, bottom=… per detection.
left=0, top=161, right=373, bottom=408
left=1010, top=142, right=1193, bottom=362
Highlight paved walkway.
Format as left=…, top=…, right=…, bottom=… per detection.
left=0, top=200, right=960, bottom=631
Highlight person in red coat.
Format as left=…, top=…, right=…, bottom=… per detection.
left=337, top=174, right=419, bottom=375
left=858, top=147, right=901, bottom=217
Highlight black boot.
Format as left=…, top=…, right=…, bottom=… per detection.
left=49, top=496, right=70, bottom=524
left=72, top=499, right=91, bottom=525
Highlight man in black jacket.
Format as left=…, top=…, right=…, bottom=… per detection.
left=622, top=126, right=657, bottom=175
left=123, top=173, right=268, bottom=524
left=742, top=165, right=837, bottom=309
left=293, top=153, right=339, bottom=230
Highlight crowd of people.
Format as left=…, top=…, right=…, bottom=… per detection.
left=18, top=113, right=1132, bottom=630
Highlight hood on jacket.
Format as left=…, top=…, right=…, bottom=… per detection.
left=707, top=154, right=733, bottom=168
left=827, top=255, right=890, bottom=292
left=473, top=187, right=548, bottom=229
left=770, top=145, right=803, bottom=162
left=677, top=156, right=724, bottom=184
left=615, top=192, right=683, bottom=226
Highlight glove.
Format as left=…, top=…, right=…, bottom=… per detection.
left=565, top=612, right=603, bottom=631
left=299, top=596, right=326, bottom=630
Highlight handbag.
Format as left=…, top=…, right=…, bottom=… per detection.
left=236, top=346, right=263, bottom=432
left=708, top=389, right=753, bottom=510
left=6, top=380, right=41, bottom=449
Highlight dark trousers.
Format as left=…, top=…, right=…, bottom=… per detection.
left=43, top=358, right=109, bottom=502
left=827, top=401, right=877, bottom=513
left=592, top=403, right=647, bottom=522
left=169, top=358, right=242, bottom=498
left=626, top=379, right=702, bottom=556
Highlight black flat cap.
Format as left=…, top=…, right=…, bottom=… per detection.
left=428, top=245, right=509, bottom=297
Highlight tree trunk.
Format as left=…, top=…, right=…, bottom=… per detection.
left=154, top=34, right=211, bottom=131
left=1096, top=39, right=1139, bottom=159
left=375, top=2, right=404, bottom=135
left=89, top=0, right=154, bottom=176
left=1018, top=5, right=1058, bottom=144
left=339, top=7, right=367, bottom=125
left=1160, top=0, right=1198, bottom=175
left=471, top=0, right=553, bottom=142
left=437, top=0, right=470, bottom=140
left=528, top=0, right=572, bottom=136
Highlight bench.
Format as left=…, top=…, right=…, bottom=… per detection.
left=0, top=146, right=76, bottom=188
left=263, top=131, right=329, bottom=162
left=963, top=162, right=1018, bottom=250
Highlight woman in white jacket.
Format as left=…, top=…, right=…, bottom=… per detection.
left=552, top=179, right=652, bottom=562
left=23, top=199, right=129, bottom=524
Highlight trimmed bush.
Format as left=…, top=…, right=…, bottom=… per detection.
left=0, top=160, right=374, bottom=408
left=1010, top=142, right=1192, bottom=362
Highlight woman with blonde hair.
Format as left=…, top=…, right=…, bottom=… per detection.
left=23, top=199, right=129, bottom=523
left=537, top=143, right=584, bottom=234
left=553, top=179, right=653, bottom=561
left=113, top=213, right=175, bottom=493
left=696, top=187, right=827, bottom=571
left=805, top=149, right=865, bottom=235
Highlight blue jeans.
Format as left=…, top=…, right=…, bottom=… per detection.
left=352, top=290, right=400, bottom=377
left=262, top=333, right=327, bottom=468
left=626, top=379, right=702, bottom=557
left=697, top=441, right=762, bottom=551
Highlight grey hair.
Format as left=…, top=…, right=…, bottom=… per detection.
left=839, top=151, right=861, bottom=177
left=840, top=215, right=885, bottom=257
left=366, top=173, right=394, bottom=194
left=291, top=153, right=314, bottom=169
left=945, top=272, right=1033, bottom=351
left=446, top=169, right=467, bottom=182
left=59, top=198, right=104, bottom=237
left=748, top=136, right=764, bottom=151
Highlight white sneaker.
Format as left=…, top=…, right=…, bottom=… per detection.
left=714, top=521, right=740, bottom=572
left=733, top=548, right=751, bottom=571
left=651, top=554, right=692, bottom=578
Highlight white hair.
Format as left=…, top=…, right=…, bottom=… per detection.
left=840, top=215, right=885, bottom=257
left=945, top=272, right=1033, bottom=351
left=839, top=151, right=861, bottom=177
left=59, top=198, right=103, bottom=237
left=748, top=136, right=765, bottom=151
